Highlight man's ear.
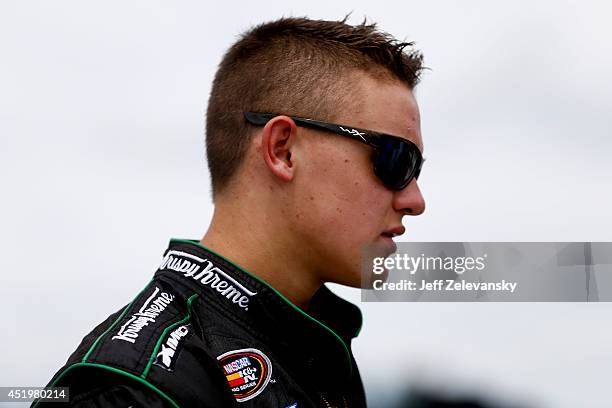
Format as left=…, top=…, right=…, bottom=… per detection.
left=260, top=116, right=298, bottom=183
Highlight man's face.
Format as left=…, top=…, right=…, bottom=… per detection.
left=292, top=73, right=426, bottom=287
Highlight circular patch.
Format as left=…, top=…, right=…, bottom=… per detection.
left=217, top=348, right=273, bottom=402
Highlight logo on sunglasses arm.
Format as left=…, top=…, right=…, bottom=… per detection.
left=339, top=126, right=367, bottom=141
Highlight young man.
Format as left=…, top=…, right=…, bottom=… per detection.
left=35, top=16, right=425, bottom=407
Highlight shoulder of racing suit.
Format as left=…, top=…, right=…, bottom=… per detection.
left=33, top=276, right=237, bottom=408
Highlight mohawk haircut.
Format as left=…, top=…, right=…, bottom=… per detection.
left=205, top=16, right=424, bottom=198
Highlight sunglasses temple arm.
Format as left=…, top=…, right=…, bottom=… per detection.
left=244, top=112, right=379, bottom=148
left=291, top=118, right=378, bottom=148
left=244, top=112, right=274, bottom=125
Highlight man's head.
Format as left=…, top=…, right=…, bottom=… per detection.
left=205, top=16, right=426, bottom=287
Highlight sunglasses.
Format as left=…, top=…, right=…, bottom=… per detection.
left=244, top=112, right=424, bottom=191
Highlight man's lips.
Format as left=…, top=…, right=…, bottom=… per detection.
left=380, top=226, right=406, bottom=252
left=381, top=226, right=406, bottom=238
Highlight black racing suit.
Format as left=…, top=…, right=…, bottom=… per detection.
left=34, top=239, right=367, bottom=407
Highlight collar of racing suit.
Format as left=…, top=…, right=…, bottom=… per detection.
left=154, top=238, right=364, bottom=387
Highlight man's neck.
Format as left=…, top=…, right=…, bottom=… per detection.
left=200, top=205, right=322, bottom=311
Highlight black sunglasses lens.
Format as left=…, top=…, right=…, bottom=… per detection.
left=374, top=137, right=421, bottom=190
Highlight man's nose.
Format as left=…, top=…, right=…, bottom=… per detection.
left=393, top=179, right=425, bottom=215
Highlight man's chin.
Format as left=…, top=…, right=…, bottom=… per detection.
left=320, top=242, right=394, bottom=289
left=324, top=273, right=362, bottom=289
left=357, top=242, right=393, bottom=288
left=360, top=267, right=389, bottom=289
left=326, top=266, right=389, bottom=289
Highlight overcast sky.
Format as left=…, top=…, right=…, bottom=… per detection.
left=1, top=1, right=611, bottom=407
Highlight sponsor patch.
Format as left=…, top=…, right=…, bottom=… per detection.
left=159, top=250, right=257, bottom=311
left=112, top=286, right=175, bottom=344
left=153, top=324, right=192, bottom=371
left=217, top=348, right=272, bottom=402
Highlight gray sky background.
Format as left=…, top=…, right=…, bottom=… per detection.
left=1, top=1, right=611, bottom=407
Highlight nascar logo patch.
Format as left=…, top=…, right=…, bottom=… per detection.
left=217, top=348, right=272, bottom=402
